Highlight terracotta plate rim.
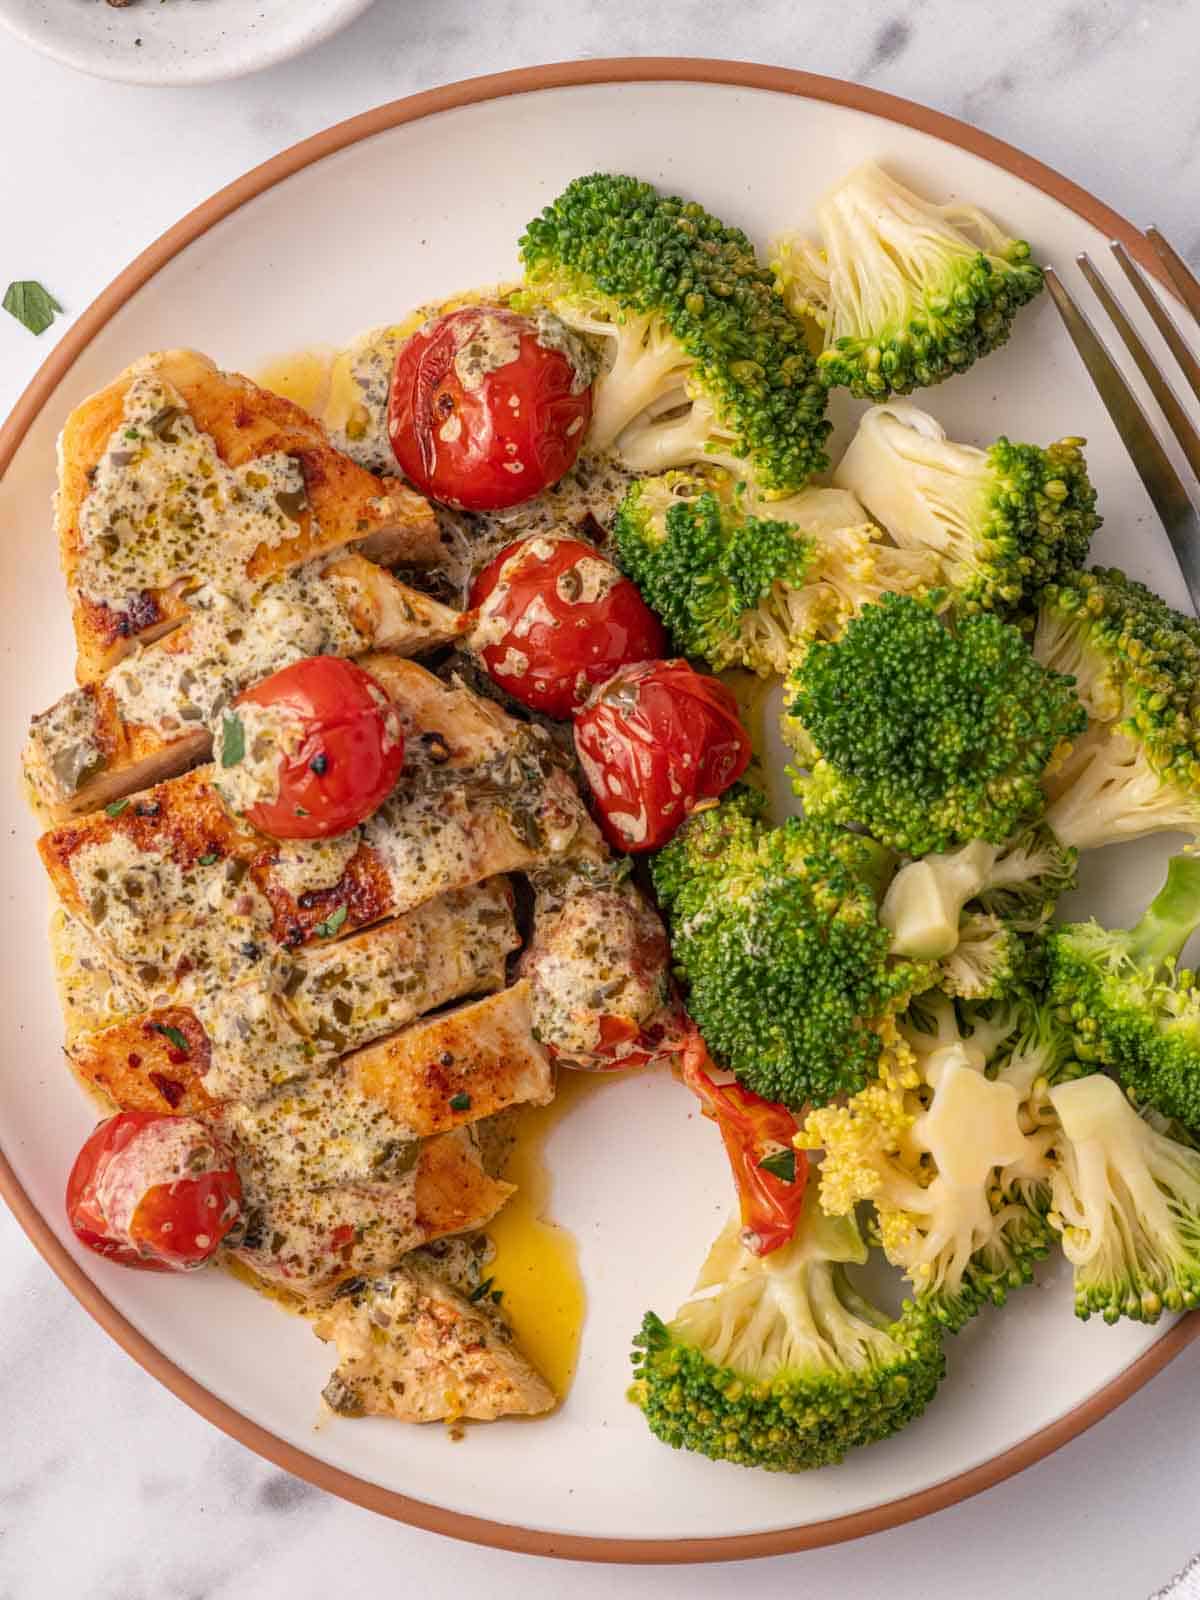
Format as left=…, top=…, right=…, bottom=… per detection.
left=1, top=57, right=1196, bottom=1564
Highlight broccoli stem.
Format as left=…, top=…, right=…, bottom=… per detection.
left=1128, top=855, right=1200, bottom=973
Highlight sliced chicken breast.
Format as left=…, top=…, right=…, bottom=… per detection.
left=58, top=349, right=443, bottom=682
left=315, top=1263, right=555, bottom=1422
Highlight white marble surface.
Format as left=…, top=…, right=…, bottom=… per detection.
left=2, top=3, right=1200, bottom=1596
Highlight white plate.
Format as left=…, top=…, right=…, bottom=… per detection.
left=0, top=0, right=374, bottom=86
left=0, top=62, right=1197, bottom=1562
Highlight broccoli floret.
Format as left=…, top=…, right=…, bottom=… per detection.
left=937, top=912, right=1047, bottom=1004
left=612, top=469, right=938, bottom=675
left=833, top=402, right=1100, bottom=614
left=1048, top=853, right=1200, bottom=1132
left=651, top=788, right=933, bottom=1109
left=881, top=828, right=1077, bottom=960
left=1048, top=1072, right=1200, bottom=1323
left=1034, top=569, right=1200, bottom=851
left=771, top=161, right=1044, bottom=399
left=518, top=173, right=830, bottom=496
left=630, top=1180, right=945, bottom=1472
left=803, top=995, right=1068, bottom=1331
left=786, top=593, right=1087, bottom=856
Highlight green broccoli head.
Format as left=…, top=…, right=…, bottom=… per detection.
left=1049, top=1072, right=1200, bottom=1323
left=786, top=593, right=1087, bottom=856
left=517, top=173, right=830, bottom=496
left=612, top=470, right=937, bottom=675
left=1034, top=568, right=1200, bottom=852
left=833, top=402, right=1100, bottom=614
left=651, top=788, right=932, bottom=1108
left=805, top=994, right=1066, bottom=1332
left=1048, top=853, right=1200, bottom=1132
left=772, top=161, right=1044, bottom=399
left=630, top=1187, right=945, bottom=1472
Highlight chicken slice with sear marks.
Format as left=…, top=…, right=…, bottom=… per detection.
left=59, top=349, right=444, bottom=683
left=66, top=880, right=519, bottom=1112
left=24, top=556, right=468, bottom=821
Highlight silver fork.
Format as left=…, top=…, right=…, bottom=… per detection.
left=1043, top=228, right=1200, bottom=614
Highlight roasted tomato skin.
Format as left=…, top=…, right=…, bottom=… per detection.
left=573, top=659, right=751, bottom=852
left=679, top=1030, right=807, bottom=1257
left=66, top=1110, right=242, bottom=1273
left=468, top=536, right=667, bottom=719
left=387, top=306, right=593, bottom=511
left=231, top=657, right=405, bottom=841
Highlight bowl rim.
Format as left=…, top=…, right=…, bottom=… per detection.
left=0, top=0, right=378, bottom=87
left=1, top=56, right=1195, bottom=1564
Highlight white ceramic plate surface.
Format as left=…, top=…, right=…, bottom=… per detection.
left=0, top=0, right=374, bottom=86
left=0, top=65, right=1196, bottom=1559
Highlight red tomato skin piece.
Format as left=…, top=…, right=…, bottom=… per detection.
left=66, top=1110, right=242, bottom=1273
left=388, top=306, right=593, bottom=512
left=234, top=657, right=405, bottom=841
left=573, top=659, right=751, bottom=852
left=678, top=1031, right=807, bottom=1256
left=469, top=536, right=667, bottom=719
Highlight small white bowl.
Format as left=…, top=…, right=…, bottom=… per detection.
left=0, top=0, right=376, bottom=86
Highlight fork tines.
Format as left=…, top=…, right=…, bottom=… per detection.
left=1043, top=230, right=1200, bottom=616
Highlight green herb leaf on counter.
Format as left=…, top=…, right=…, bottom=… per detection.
left=220, top=711, right=245, bottom=768
left=104, top=799, right=130, bottom=818
left=3, top=280, right=63, bottom=336
left=758, top=1148, right=797, bottom=1184
left=315, top=904, right=348, bottom=939
left=150, top=1023, right=190, bottom=1055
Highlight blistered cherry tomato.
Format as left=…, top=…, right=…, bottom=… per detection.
left=388, top=306, right=593, bottom=511
left=219, top=657, right=405, bottom=841
left=468, top=536, right=666, bottom=719
left=573, top=659, right=751, bottom=852
left=679, top=1030, right=807, bottom=1257
left=66, top=1110, right=242, bottom=1273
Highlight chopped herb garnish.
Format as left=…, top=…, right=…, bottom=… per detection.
left=309, top=753, right=328, bottom=776
left=197, top=852, right=219, bottom=866
left=449, top=1091, right=472, bottom=1112
left=220, top=711, right=245, bottom=768
left=314, top=904, right=348, bottom=939
left=758, top=1148, right=797, bottom=1184
left=3, top=280, right=62, bottom=336
left=491, top=1289, right=504, bottom=1305
left=150, top=1023, right=190, bottom=1056
left=469, top=1277, right=495, bottom=1303
left=104, top=799, right=130, bottom=817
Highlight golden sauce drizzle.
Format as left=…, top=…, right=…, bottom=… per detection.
left=255, top=350, right=333, bottom=418
left=486, top=1069, right=608, bottom=1399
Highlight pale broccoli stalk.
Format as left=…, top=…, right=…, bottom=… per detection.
left=1034, top=569, right=1200, bottom=852
left=882, top=828, right=1077, bottom=960
left=772, top=161, right=1044, bottom=399
left=937, top=913, right=1042, bottom=1003
left=805, top=995, right=1058, bottom=1330
left=833, top=403, right=1099, bottom=615
left=631, top=1175, right=944, bottom=1471
left=1048, top=1073, right=1200, bottom=1323
left=1042, top=725, right=1200, bottom=852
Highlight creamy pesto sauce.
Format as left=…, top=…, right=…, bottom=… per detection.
left=77, top=377, right=303, bottom=615
left=221, top=1068, right=421, bottom=1191
left=270, top=831, right=362, bottom=899
left=211, top=697, right=306, bottom=817
left=107, top=563, right=367, bottom=743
